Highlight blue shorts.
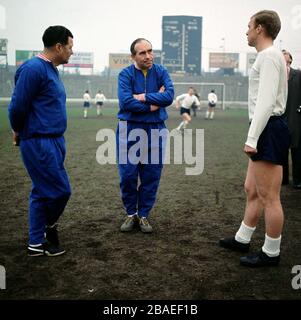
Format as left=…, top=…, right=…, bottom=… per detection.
left=208, top=102, right=216, bottom=107
left=83, top=102, right=90, bottom=108
left=180, top=107, right=190, bottom=115
left=251, top=116, right=290, bottom=165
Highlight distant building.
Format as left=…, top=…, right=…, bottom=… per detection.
left=162, top=15, right=202, bottom=75
left=153, top=50, right=162, bottom=65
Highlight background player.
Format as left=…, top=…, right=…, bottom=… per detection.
left=205, top=89, right=218, bottom=120
left=83, top=90, right=91, bottom=118
left=175, top=87, right=200, bottom=132
left=95, top=90, right=106, bottom=116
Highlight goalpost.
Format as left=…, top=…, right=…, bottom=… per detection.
left=173, top=82, right=226, bottom=110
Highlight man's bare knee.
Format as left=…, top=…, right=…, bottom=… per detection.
left=244, top=182, right=258, bottom=200
left=257, top=190, right=280, bottom=208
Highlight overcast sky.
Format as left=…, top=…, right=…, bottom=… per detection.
left=0, top=0, right=301, bottom=72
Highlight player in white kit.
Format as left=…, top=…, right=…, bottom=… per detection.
left=205, top=90, right=218, bottom=120
left=219, top=10, right=290, bottom=267
left=175, top=87, right=200, bottom=132
left=83, top=90, right=91, bottom=118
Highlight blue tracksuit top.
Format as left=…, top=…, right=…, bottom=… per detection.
left=8, top=56, right=67, bottom=139
left=117, top=63, right=174, bottom=123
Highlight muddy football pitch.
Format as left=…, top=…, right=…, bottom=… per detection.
left=0, top=102, right=300, bottom=300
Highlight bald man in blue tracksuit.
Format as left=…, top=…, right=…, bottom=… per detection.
left=8, top=26, right=73, bottom=256
left=117, top=38, right=174, bottom=233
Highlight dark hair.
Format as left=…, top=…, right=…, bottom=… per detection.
left=130, top=38, right=151, bottom=55
left=252, top=10, right=281, bottom=40
left=42, top=25, right=73, bottom=48
left=211, top=89, right=215, bottom=93
left=282, top=49, right=293, bottom=63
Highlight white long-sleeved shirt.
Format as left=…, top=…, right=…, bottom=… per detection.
left=208, top=92, right=218, bottom=104
left=246, top=46, right=288, bottom=149
left=83, top=93, right=91, bottom=102
left=176, top=93, right=200, bottom=109
left=95, top=93, right=106, bottom=103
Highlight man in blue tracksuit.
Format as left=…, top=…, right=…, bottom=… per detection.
left=117, top=38, right=174, bottom=233
left=8, top=26, right=73, bottom=256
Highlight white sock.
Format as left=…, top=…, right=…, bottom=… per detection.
left=262, top=234, right=281, bottom=257
left=177, top=121, right=184, bottom=130
left=97, top=109, right=100, bottom=115
left=235, top=221, right=256, bottom=244
left=206, top=111, right=209, bottom=118
left=128, top=212, right=137, bottom=217
left=84, top=109, right=88, bottom=118
left=46, top=223, right=57, bottom=228
left=210, top=111, right=214, bottom=119
left=183, top=120, right=188, bottom=129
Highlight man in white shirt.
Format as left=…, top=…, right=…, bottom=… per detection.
left=206, top=89, right=218, bottom=119
left=83, top=90, right=91, bottom=118
left=175, top=87, right=200, bottom=131
left=95, top=90, right=106, bottom=116
left=219, top=10, right=290, bottom=267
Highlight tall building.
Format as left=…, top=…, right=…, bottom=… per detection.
left=153, top=50, right=162, bottom=65
left=162, top=15, right=202, bottom=75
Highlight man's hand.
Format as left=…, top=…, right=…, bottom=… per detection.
left=134, top=86, right=165, bottom=101
left=132, top=94, right=159, bottom=111
left=150, top=105, right=159, bottom=112
left=134, top=86, right=165, bottom=110
left=12, top=131, right=20, bottom=147
left=159, top=86, right=165, bottom=93
left=244, top=144, right=257, bottom=156
left=133, top=93, right=146, bottom=102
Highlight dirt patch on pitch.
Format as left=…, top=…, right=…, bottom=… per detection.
left=1, top=108, right=301, bottom=300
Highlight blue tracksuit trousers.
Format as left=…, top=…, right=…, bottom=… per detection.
left=116, top=121, right=166, bottom=218
left=20, top=136, right=71, bottom=245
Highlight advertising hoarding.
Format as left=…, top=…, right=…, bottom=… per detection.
left=209, top=52, right=239, bottom=68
